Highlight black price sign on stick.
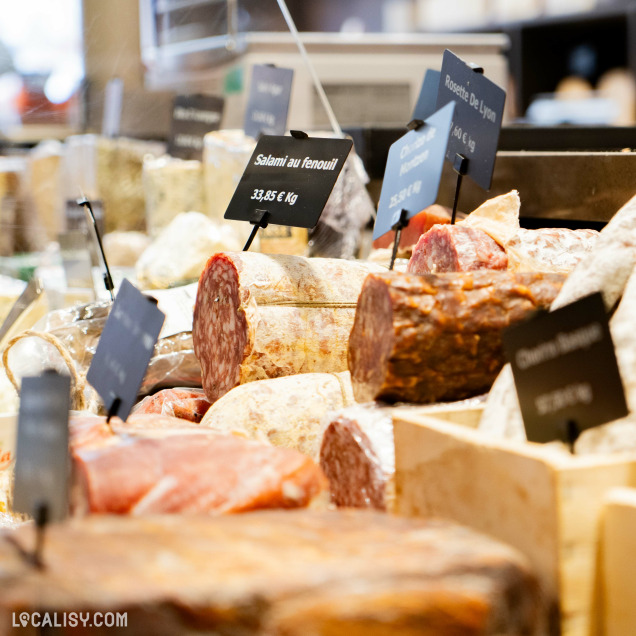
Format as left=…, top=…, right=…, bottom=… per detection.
left=14, top=371, right=71, bottom=525
left=503, top=292, right=628, bottom=447
left=412, top=69, right=441, bottom=122
left=436, top=49, right=506, bottom=191
left=168, top=94, right=224, bottom=160
left=373, top=102, right=454, bottom=269
left=244, top=64, right=294, bottom=139
left=87, top=279, right=165, bottom=422
left=225, top=132, right=352, bottom=250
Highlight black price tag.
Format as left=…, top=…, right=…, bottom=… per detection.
left=373, top=102, right=455, bottom=240
left=244, top=64, right=294, bottom=139
left=86, top=279, right=165, bottom=421
left=412, top=69, right=441, bottom=122
left=436, top=49, right=506, bottom=190
left=13, top=371, right=71, bottom=523
left=503, top=293, right=628, bottom=445
left=168, top=94, right=224, bottom=160
left=224, top=134, right=352, bottom=229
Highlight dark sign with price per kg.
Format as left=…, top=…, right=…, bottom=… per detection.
left=224, top=134, right=353, bottom=229
left=373, top=102, right=455, bottom=240
left=436, top=49, right=506, bottom=191
left=503, top=292, right=628, bottom=445
left=86, top=279, right=165, bottom=422
left=244, top=64, right=294, bottom=139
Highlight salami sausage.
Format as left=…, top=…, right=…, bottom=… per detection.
left=200, top=371, right=355, bottom=459
left=407, top=224, right=508, bottom=274
left=320, top=398, right=486, bottom=511
left=504, top=227, right=598, bottom=274
left=348, top=270, right=565, bottom=404
left=192, top=252, right=383, bottom=402
left=320, top=404, right=395, bottom=511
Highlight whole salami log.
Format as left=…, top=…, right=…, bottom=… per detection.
left=348, top=270, right=565, bottom=404
left=407, top=224, right=508, bottom=274
left=0, top=511, right=545, bottom=636
left=200, top=371, right=355, bottom=459
left=192, top=252, right=383, bottom=402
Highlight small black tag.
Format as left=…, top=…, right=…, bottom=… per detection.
left=412, top=69, right=441, bottom=122
left=86, top=279, right=165, bottom=421
left=168, top=94, right=225, bottom=160
left=503, top=292, right=628, bottom=444
left=373, top=102, right=455, bottom=240
left=436, top=49, right=506, bottom=191
left=13, top=371, right=71, bottom=522
left=244, top=64, right=294, bottom=139
left=224, top=134, right=352, bottom=229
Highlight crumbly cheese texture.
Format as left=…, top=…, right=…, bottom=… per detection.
left=136, top=212, right=242, bottom=289
left=143, top=155, right=205, bottom=237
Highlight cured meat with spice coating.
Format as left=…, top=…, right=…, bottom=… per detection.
left=348, top=270, right=565, bottom=404
left=407, top=224, right=508, bottom=274
left=192, top=252, right=383, bottom=402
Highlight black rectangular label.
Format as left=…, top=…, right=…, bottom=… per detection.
left=224, top=134, right=352, bottom=229
left=436, top=49, right=506, bottom=191
left=244, top=64, right=294, bottom=139
left=168, top=94, right=224, bottom=160
left=503, top=292, right=628, bottom=444
left=373, top=102, right=454, bottom=240
left=412, top=69, right=441, bottom=122
left=13, top=372, right=70, bottom=522
left=86, top=279, right=165, bottom=421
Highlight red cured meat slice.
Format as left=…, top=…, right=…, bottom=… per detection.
left=72, top=433, right=328, bottom=515
left=407, top=224, right=508, bottom=274
left=131, top=388, right=212, bottom=423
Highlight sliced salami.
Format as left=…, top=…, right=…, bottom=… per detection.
left=407, top=224, right=508, bottom=274
left=348, top=270, right=565, bottom=404
left=192, top=252, right=383, bottom=402
left=320, top=404, right=395, bottom=511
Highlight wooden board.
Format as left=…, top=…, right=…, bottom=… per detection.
left=394, top=413, right=636, bottom=636
left=602, top=487, right=636, bottom=636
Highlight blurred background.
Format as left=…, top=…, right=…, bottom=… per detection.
left=0, top=0, right=635, bottom=140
